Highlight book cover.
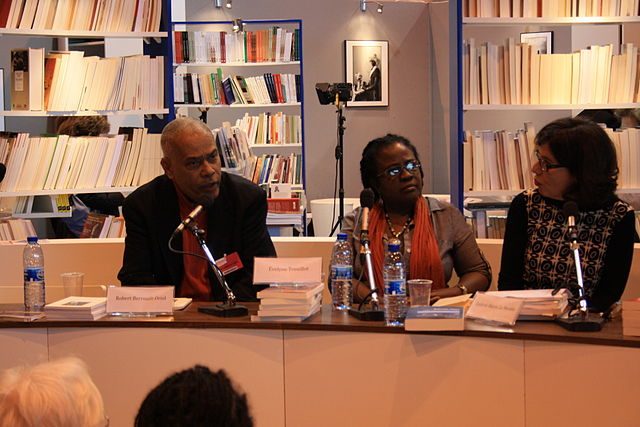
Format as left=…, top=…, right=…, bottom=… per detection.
left=11, top=48, right=44, bottom=111
left=404, top=306, right=464, bottom=331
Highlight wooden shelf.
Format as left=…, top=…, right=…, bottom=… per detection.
left=0, top=109, right=169, bottom=117
left=463, top=16, right=640, bottom=25
left=464, top=103, right=640, bottom=111
left=174, top=61, right=300, bottom=67
left=0, top=29, right=167, bottom=38
left=0, top=187, right=137, bottom=197
left=12, top=212, right=71, bottom=219
left=465, top=188, right=640, bottom=198
left=176, top=103, right=301, bottom=108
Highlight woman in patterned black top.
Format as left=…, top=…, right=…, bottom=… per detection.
left=498, top=117, right=636, bottom=312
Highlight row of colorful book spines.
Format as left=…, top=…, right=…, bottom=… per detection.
left=249, top=154, right=302, bottom=186
left=175, top=73, right=300, bottom=105
left=174, top=29, right=301, bottom=63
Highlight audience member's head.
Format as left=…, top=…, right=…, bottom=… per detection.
left=576, top=109, right=621, bottom=129
left=56, top=116, right=110, bottom=136
left=0, top=357, right=106, bottom=427
left=615, top=108, right=640, bottom=129
left=135, top=366, right=253, bottom=427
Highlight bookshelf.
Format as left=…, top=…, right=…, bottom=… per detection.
left=0, top=0, right=171, bottom=221
left=455, top=1, right=640, bottom=204
left=170, top=19, right=305, bottom=192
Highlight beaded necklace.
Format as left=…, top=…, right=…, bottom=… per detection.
left=384, top=213, right=412, bottom=239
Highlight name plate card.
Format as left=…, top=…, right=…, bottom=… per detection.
left=253, top=257, right=322, bottom=284
left=466, top=292, right=523, bottom=326
left=107, top=286, right=174, bottom=315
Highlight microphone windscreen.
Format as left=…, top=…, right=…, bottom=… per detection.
left=0, top=163, right=5, bottom=183
left=360, top=188, right=375, bottom=209
left=562, top=201, right=579, bottom=218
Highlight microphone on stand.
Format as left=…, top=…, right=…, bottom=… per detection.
left=172, top=205, right=204, bottom=236
left=556, top=201, right=604, bottom=332
left=168, top=205, right=247, bottom=317
left=348, top=188, right=385, bottom=321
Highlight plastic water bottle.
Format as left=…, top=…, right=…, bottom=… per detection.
left=330, top=233, right=353, bottom=311
left=23, top=236, right=45, bottom=312
left=383, top=239, right=407, bottom=326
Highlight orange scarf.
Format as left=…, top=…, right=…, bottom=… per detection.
left=368, top=197, right=445, bottom=294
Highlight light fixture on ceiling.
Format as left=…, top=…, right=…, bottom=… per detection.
left=360, top=0, right=384, bottom=14
left=225, top=0, right=232, bottom=8
left=232, top=18, right=244, bottom=33
left=214, top=0, right=222, bottom=8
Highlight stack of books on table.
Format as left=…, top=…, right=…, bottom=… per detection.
left=622, top=298, right=640, bottom=336
left=251, top=282, right=323, bottom=323
left=484, top=289, right=570, bottom=320
left=44, top=297, right=107, bottom=321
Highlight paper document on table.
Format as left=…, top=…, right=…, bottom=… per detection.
left=483, top=289, right=570, bottom=318
left=433, top=294, right=472, bottom=307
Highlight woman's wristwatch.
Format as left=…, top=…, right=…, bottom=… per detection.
left=457, top=283, right=469, bottom=295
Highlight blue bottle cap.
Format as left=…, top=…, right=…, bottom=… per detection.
left=27, top=236, right=38, bottom=244
left=336, top=233, right=348, bottom=241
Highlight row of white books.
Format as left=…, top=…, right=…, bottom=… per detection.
left=252, top=283, right=323, bottom=322
left=463, top=122, right=536, bottom=191
left=2, top=0, right=162, bottom=32
left=174, top=72, right=299, bottom=105
left=11, top=48, right=164, bottom=112
left=174, top=27, right=300, bottom=64
left=605, top=127, right=640, bottom=188
left=464, top=0, right=640, bottom=17
left=463, top=40, right=640, bottom=105
left=0, top=218, right=36, bottom=241
left=0, top=130, right=163, bottom=192
left=235, top=112, right=302, bottom=146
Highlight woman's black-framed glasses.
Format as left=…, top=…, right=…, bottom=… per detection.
left=534, top=150, right=564, bottom=173
left=378, top=160, right=421, bottom=178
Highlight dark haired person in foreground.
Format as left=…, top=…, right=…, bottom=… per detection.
left=135, top=366, right=253, bottom=427
left=341, top=133, right=491, bottom=302
left=498, top=117, right=636, bottom=312
left=118, top=117, right=275, bottom=301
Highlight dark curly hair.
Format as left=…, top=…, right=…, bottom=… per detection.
left=56, top=116, right=110, bottom=136
left=535, top=117, right=618, bottom=210
left=360, top=133, right=423, bottom=200
left=135, top=366, right=253, bottom=427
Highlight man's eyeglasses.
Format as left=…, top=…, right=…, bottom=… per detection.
left=534, top=150, right=564, bottom=173
left=377, top=160, right=421, bottom=178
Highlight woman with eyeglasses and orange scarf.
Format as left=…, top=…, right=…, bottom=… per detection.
left=341, top=134, right=491, bottom=303
left=498, top=117, right=636, bottom=312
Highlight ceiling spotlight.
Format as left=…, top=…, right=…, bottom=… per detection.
left=232, top=18, right=244, bottom=33
left=225, top=0, right=232, bottom=8
left=376, top=3, right=383, bottom=13
left=214, top=0, right=222, bottom=7
left=360, top=0, right=367, bottom=12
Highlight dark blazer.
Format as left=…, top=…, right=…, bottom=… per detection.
left=117, top=173, right=276, bottom=301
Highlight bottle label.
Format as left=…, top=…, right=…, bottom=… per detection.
left=24, top=267, right=44, bottom=282
left=385, top=280, right=406, bottom=295
left=331, top=265, right=353, bottom=280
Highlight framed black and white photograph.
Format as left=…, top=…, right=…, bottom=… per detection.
left=344, top=40, right=388, bottom=107
left=520, top=31, right=553, bottom=54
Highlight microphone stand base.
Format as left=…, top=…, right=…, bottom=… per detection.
left=555, top=313, right=604, bottom=332
left=348, top=307, right=385, bottom=321
left=199, top=303, right=248, bottom=318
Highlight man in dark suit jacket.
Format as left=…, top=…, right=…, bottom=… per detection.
left=118, top=117, right=276, bottom=301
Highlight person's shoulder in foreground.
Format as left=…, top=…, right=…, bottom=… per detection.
left=135, top=365, right=254, bottom=427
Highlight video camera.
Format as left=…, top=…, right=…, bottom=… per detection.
left=315, top=82, right=353, bottom=105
